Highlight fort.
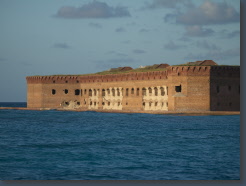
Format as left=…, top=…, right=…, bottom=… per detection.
left=25, top=60, right=240, bottom=114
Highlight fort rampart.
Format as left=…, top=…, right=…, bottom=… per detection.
left=26, top=65, right=240, bottom=112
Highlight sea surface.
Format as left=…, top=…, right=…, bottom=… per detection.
left=0, top=102, right=240, bottom=180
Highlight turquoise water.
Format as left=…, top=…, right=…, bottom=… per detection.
left=0, top=103, right=240, bottom=180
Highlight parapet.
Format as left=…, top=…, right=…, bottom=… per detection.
left=26, top=70, right=169, bottom=84
left=167, top=65, right=240, bottom=77
left=26, top=76, right=80, bottom=84
left=26, top=64, right=240, bottom=84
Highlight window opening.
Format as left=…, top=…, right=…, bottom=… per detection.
left=131, top=88, right=134, bottom=95
left=75, top=89, right=80, bottom=96
left=142, top=88, right=146, bottom=96
left=148, top=87, right=152, bottom=94
left=52, top=89, right=56, bottom=95
left=154, top=87, right=158, bottom=96
left=89, top=89, right=92, bottom=96
left=102, top=89, right=106, bottom=96
left=175, top=85, right=182, bottom=93
left=160, top=87, right=165, bottom=96
left=64, top=89, right=68, bottom=94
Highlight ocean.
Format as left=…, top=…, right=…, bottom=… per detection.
left=0, top=102, right=240, bottom=180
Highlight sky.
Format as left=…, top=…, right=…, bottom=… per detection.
left=0, top=0, right=240, bottom=102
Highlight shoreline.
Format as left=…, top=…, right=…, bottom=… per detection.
left=0, top=107, right=240, bottom=116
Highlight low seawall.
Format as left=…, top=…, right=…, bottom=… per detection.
left=0, top=107, right=240, bottom=116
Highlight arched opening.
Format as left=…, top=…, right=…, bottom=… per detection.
left=112, top=88, right=115, bottom=97
left=148, top=87, right=152, bottom=94
left=154, top=87, right=158, bottom=96
left=131, top=88, right=134, bottom=95
left=160, top=87, right=165, bottom=96
left=102, top=89, right=106, bottom=96
left=142, top=88, right=146, bottom=96
left=89, top=89, right=92, bottom=96
left=126, top=88, right=129, bottom=96
left=137, top=88, right=140, bottom=96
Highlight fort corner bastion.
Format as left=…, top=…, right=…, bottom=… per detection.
left=26, top=60, right=240, bottom=113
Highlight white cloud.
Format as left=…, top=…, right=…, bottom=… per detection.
left=55, top=1, right=130, bottom=19
left=146, top=0, right=194, bottom=9
left=176, top=0, right=240, bottom=25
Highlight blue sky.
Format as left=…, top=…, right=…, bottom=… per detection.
left=0, top=0, right=240, bottom=102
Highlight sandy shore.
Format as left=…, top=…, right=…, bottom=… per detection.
left=0, top=107, right=240, bottom=116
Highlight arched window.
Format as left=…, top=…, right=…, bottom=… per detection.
left=126, top=88, right=129, bottom=96
left=112, top=88, right=115, bottom=97
left=148, top=87, right=152, bottom=94
left=160, top=87, right=165, bottom=96
left=142, top=88, right=146, bottom=96
left=89, top=89, right=92, bottom=96
left=102, top=89, right=106, bottom=96
left=64, top=89, right=68, bottom=94
left=131, top=88, right=134, bottom=95
left=154, top=87, right=158, bottom=96
left=137, top=88, right=140, bottom=96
